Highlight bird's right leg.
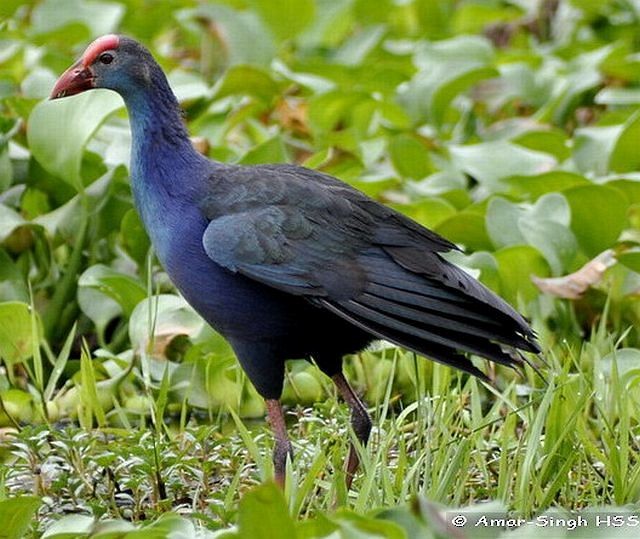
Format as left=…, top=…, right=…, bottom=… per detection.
left=265, top=399, right=293, bottom=488
left=332, top=372, right=372, bottom=489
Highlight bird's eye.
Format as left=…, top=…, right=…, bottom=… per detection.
left=99, top=52, right=114, bottom=65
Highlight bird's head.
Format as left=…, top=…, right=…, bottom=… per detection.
left=51, top=34, right=153, bottom=100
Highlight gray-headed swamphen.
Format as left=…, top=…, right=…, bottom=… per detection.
left=51, top=35, right=540, bottom=488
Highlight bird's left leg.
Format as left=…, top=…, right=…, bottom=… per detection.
left=331, top=372, right=372, bottom=489
left=265, top=399, right=293, bottom=488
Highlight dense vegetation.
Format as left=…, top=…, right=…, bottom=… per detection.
left=1, top=0, right=640, bottom=537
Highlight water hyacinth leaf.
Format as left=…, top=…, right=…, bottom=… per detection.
left=184, top=4, right=276, bottom=67
left=486, top=197, right=526, bottom=249
left=129, top=295, right=206, bottom=357
left=28, top=91, right=123, bottom=190
left=504, top=171, right=588, bottom=200
left=0, top=302, right=41, bottom=366
left=617, top=249, right=640, bottom=273
left=237, top=482, right=297, bottom=539
left=78, top=264, right=147, bottom=318
left=496, top=246, right=550, bottom=304
left=572, top=125, right=621, bottom=176
left=398, top=35, right=497, bottom=126
left=0, top=203, right=27, bottom=242
left=512, top=129, right=571, bottom=162
left=435, top=211, right=492, bottom=251
left=390, top=198, right=456, bottom=229
left=77, top=286, right=121, bottom=340
left=449, top=141, right=556, bottom=193
left=250, top=0, right=315, bottom=42
left=213, top=65, right=281, bottom=103
left=31, top=0, right=124, bottom=37
left=564, top=185, right=628, bottom=257
left=119, top=209, right=150, bottom=267
left=609, top=108, right=640, bottom=173
left=520, top=217, right=577, bottom=276
left=239, top=135, right=288, bottom=165
left=0, top=496, right=41, bottom=539
left=388, top=134, right=433, bottom=180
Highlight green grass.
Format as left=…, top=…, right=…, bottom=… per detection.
left=3, top=326, right=640, bottom=536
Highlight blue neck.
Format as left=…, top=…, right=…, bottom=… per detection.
left=124, top=85, right=206, bottom=200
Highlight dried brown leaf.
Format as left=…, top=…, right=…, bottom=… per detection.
left=531, top=249, right=616, bottom=299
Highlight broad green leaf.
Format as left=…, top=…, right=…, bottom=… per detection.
left=120, top=209, right=150, bottom=267
left=450, top=141, right=556, bottom=193
left=519, top=217, right=577, bottom=276
left=572, top=125, right=621, bottom=176
left=609, top=108, right=640, bottom=173
left=0, top=203, right=27, bottom=242
left=388, top=134, right=433, bottom=180
left=237, top=483, right=297, bottom=539
left=122, top=513, right=197, bottom=538
left=78, top=264, right=147, bottom=317
left=495, top=245, right=550, bottom=304
left=129, top=295, right=206, bottom=357
left=617, top=250, right=640, bottom=273
left=41, top=514, right=94, bottom=538
left=390, top=198, right=456, bottom=229
left=398, top=35, right=497, bottom=126
left=504, top=171, right=588, bottom=200
left=31, top=0, right=124, bottom=37
left=564, top=185, right=628, bottom=257
left=0, top=249, right=28, bottom=303
left=513, top=129, right=571, bottom=162
left=596, top=88, right=640, bottom=106
left=182, top=4, right=276, bottom=67
left=435, top=212, right=492, bottom=251
left=0, top=496, right=41, bottom=539
left=249, top=0, right=315, bottom=42
left=486, top=197, right=526, bottom=249
left=0, top=302, right=41, bottom=366
left=0, top=389, right=34, bottom=425
left=334, top=25, right=385, bottom=66
left=213, top=65, right=281, bottom=103
left=239, top=135, right=288, bottom=165
left=28, top=91, right=123, bottom=190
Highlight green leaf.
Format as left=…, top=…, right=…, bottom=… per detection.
left=435, top=212, right=492, bottom=251
left=495, top=245, right=550, bottom=304
left=183, top=4, right=276, bottom=67
left=213, top=65, right=280, bottom=103
left=398, top=35, right=498, bottom=127
left=0, top=496, right=41, bottom=539
left=129, top=295, right=206, bottom=357
left=504, top=171, right=588, bottom=200
left=239, top=135, right=288, bottom=165
left=513, top=129, right=571, bottom=162
left=28, top=91, right=123, bottom=190
left=0, top=302, right=41, bottom=366
left=609, top=108, right=640, bottom=173
left=31, top=0, right=124, bottom=37
left=388, top=135, right=433, bottom=180
left=237, top=483, right=297, bottom=539
left=78, top=264, right=147, bottom=318
left=617, top=250, right=640, bottom=273
left=486, top=197, right=526, bottom=249
left=564, top=185, right=629, bottom=257
left=249, top=0, right=315, bottom=42
left=390, top=198, right=456, bottom=229
left=120, top=209, right=150, bottom=267
left=41, top=514, right=94, bottom=539
left=0, top=203, right=27, bottom=242
left=450, top=141, right=556, bottom=193
left=572, top=125, right=621, bottom=176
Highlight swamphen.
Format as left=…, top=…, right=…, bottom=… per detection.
left=51, top=35, right=540, bottom=488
